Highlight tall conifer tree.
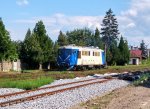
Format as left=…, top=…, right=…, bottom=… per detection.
left=57, top=31, right=68, bottom=46
left=0, top=18, right=17, bottom=61
left=118, top=36, right=130, bottom=65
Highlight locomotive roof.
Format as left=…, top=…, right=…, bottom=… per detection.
left=59, top=45, right=104, bottom=51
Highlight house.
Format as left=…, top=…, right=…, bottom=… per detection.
left=129, top=49, right=142, bottom=65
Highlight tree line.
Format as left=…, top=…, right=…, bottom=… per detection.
left=0, top=9, right=131, bottom=70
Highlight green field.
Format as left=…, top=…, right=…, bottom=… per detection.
left=0, top=64, right=150, bottom=90
left=0, top=77, right=54, bottom=90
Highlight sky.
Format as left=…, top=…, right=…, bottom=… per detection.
left=0, top=0, right=150, bottom=47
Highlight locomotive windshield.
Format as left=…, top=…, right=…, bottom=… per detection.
left=58, top=49, right=73, bottom=55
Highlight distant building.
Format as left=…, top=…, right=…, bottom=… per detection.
left=129, top=50, right=142, bottom=65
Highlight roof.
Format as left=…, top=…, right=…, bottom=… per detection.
left=130, top=50, right=142, bottom=58
left=59, top=45, right=104, bottom=51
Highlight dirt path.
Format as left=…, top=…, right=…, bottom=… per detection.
left=71, top=86, right=150, bottom=109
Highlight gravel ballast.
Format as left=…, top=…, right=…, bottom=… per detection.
left=0, top=88, right=24, bottom=96
left=1, top=79, right=130, bottom=109
left=0, top=79, right=106, bottom=103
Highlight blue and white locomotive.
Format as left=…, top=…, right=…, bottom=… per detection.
left=57, top=45, right=106, bottom=70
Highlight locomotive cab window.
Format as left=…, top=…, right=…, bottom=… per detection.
left=66, top=49, right=72, bottom=55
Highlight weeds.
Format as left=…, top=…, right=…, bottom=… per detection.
left=133, top=73, right=150, bottom=86
left=0, top=77, right=54, bottom=90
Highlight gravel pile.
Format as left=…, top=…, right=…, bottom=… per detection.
left=0, top=88, right=24, bottom=96
left=1, top=79, right=130, bottom=109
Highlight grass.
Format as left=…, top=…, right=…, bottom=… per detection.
left=0, top=77, right=54, bottom=90
left=0, top=64, right=150, bottom=90
left=142, top=58, right=150, bottom=64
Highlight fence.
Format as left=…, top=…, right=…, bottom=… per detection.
left=0, top=60, right=21, bottom=72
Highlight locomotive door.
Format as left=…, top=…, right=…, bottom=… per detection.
left=77, top=51, right=82, bottom=65
left=78, top=51, right=81, bottom=59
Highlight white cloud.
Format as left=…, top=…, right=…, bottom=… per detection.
left=121, top=9, right=137, bottom=17
left=16, top=0, right=29, bottom=6
left=127, top=36, right=150, bottom=47
left=119, top=0, right=150, bottom=47
left=14, top=14, right=103, bottom=41
left=127, top=22, right=135, bottom=28
left=15, top=14, right=102, bottom=28
left=121, top=0, right=150, bottom=17
left=12, top=0, right=150, bottom=48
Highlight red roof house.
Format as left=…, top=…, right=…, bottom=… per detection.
left=129, top=50, right=142, bottom=65
left=130, top=50, right=142, bottom=59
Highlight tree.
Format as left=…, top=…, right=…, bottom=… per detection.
left=0, top=18, right=17, bottom=61
left=66, top=28, right=93, bottom=46
left=94, top=28, right=104, bottom=49
left=12, top=40, right=22, bottom=59
left=28, top=33, right=43, bottom=67
left=21, top=29, right=32, bottom=64
left=101, top=9, right=119, bottom=47
left=139, top=40, right=147, bottom=58
left=52, top=41, right=59, bottom=61
left=57, top=31, right=68, bottom=46
left=33, top=21, right=53, bottom=70
left=109, top=41, right=120, bottom=65
left=101, top=9, right=120, bottom=65
left=118, top=36, right=130, bottom=65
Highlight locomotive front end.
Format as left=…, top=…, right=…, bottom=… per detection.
left=57, top=47, right=78, bottom=70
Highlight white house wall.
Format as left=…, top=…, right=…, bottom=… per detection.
left=129, top=58, right=140, bottom=65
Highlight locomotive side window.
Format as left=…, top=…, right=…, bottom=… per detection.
left=78, top=51, right=81, bottom=58
left=82, top=51, right=90, bottom=56
left=93, top=52, right=100, bottom=56
left=85, top=51, right=87, bottom=55
left=95, top=52, right=97, bottom=56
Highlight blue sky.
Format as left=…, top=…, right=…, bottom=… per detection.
left=1, top=0, right=150, bottom=47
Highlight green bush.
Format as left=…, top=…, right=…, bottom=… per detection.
left=142, top=58, right=150, bottom=65
left=133, top=73, right=150, bottom=86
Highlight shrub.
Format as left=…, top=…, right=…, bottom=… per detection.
left=133, top=73, right=150, bottom=86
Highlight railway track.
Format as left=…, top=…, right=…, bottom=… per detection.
left=0, top=77, right=113, bottom=107
left=0, top=78, right=99, bottom=98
